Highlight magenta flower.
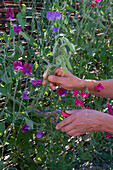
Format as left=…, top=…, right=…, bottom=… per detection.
left=6, top=8, right=14, bottom=19
left=23, top=63, right=32, bottom=75
left=31, top=79, right=42, bottom=86
left=80, top=91, right=89, bottom=98
left=92, top=3, right=95, bottom=7
left=36, top=131, right=43, bottom=138
left=53, top=11, right=61, bottom=19
left=58, top=87, right=68, bottom=96
left=95, top=0, right=101, bottom=3
left=21, top=124, right=30, bottom=133
left=13, top=61, right=23, bottom=70
left=22, top=92, right=29, bottom=100
left=86, top=107, right=91, bottom=109
left=61, top=111, right=70, bottom=118
left=46, top=11, right=54, bottom=20
left=52, top=27, right=60, bottom=32
left=95, top=83, right=104, bottom=92
left=105, top=132, right=111, bottom=139
left=75, top=99, right=84, bottom=107
left=73, top=89, right=79, bottom=97
left=108, top=104, right=113, bottom=115
left=13, top=26, right=22, bottom=33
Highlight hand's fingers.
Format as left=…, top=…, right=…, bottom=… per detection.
left=56, top=114, right=76, bottom=129
left=42, top=79, right=46, bottom=85
left=48, top=75, right=64, bottom=84
left=61, top=121, right=75, bottom=132
left=65, top=109, right=79, bottom=115
left=49, top=82, right=56, bottom=90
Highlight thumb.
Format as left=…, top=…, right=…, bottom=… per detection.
left=48, top=75, right=63, bottom=84
left=65, top=109, right=77, bottom=114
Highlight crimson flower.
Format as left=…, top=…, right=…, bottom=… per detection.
left=31, top=79, right=42, bottom=86
left=13, top=61, right=23, bottom=70
left=6, top=8, right=14, bottom=19
left=23, top=63, right=32, bottom=75
left=105, top=132, right=111, bottom=139
left=92, top=3, right=95, bottom=7
left=80, top=91, right=89, bottom=98
left=95, top=0, right=101, bottom=3
left=13, top=26, right=22, bottom=33
left=58, top=87, right=68, bottom=96
left=22, top=92, right=29, bottom=100
left=86, top=107, right=91, bottom=109
left=46, top=11, right=54, bottom=20
left=36, top=131, right=43, bottom=138
left=75, top=99, right=84, bottom=106
left=108, top=104, right=113, bottom=115
left=73, top=89, right=79, bottom=97
left=21, top=124, right=30, bottom=133
left=61, top=111, right=70, bottom=118
left=52, top=27, right=60, bottom=32
left=95, top=83, right=104, bottom=92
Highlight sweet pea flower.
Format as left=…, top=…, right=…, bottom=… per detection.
left=92, top=3, right=95, bottom=8
left=105, top=132, right=111, bottom=139
left=61, top=111, right=70, bottom=118
left=58, top=87, right=68, bottom=96
left=73, top=89, right=79, bottom=97
left=75, top=99, right=84, bottom=106
left=86, top=107, right=91, bottom=109
left=13, top=26, right=22, bottom=33
left=53, top=11, right=61, bottom=19
left=31, top=79, right=42, bottom=86
left=52, top=27, right=60, bottom=32
left=23, top=63, right=32, bottom=75
left=22, top=92, right=29, bottom=100
left=36, top=131, right=43, bottom=138
left=21, top=124, right=30, bottom=133
left=95, top=0, right=101, bottom=3
left=95, top=83, right=104, bottom=92
left=6, top=8, right=14, bottom=19
left=13, top=61, right=23, bottom=70
left=46, top=11, right=54, bottom=20
left=108, top=104, right=113, bottom=115
left=80, top=91, right=89, bottom=98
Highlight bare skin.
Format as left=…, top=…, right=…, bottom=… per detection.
left=43, top=67, right=113, bottom=136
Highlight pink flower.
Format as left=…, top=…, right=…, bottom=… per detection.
left=13, top=26, right=22, bottom=33
left=23, top=63, right=32, bottom=75
left=22, top=92, right=29, bottom=100
left=21, top=124, right=30, bottom=133
left=86, top=107, right=91, bottom=109
left=73, top=89, right=79, bottom=97
left=95, top=0, right=101, bottom=3
left=108, top=104, right=113, bottom=115
left=31, top=79, right=42, bottom=86
left=105, top=132, right=111, bottom=139
left=75, top=99, right=84, bottom=107
left=95, top=83, right=104, bottom=92
left=92, top=3, right=95, bottom=7
left=13, top=61, right=23, bottom=70
left=6, top=8, right=14, bottom=19
left=61, top=111, right=70, bottom=118
left=58, top=87, right=68, bottom=96
left=36, top=131, right=43, bottom=138
left=80, top=91, right=89, bottom=98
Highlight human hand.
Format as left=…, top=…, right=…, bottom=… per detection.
left=42, top=67, right=83, bottom=91
left=56, top=109, right=105, bottom=137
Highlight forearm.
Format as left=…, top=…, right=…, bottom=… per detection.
left=81, top=79, right=113, bottom=98
left=101, top=113, right=113, bottom=134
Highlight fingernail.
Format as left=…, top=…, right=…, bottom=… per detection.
left=56, top=126, right=59, bottom=129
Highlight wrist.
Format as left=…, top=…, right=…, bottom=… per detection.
left=101, top=113, right=113, bottom=134
left=81, top=79, right=98, bottom=92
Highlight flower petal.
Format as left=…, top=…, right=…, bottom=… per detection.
left=36, top=131, right=43, bottom=138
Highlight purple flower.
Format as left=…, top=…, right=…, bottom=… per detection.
left=46, top=11, right=54, bottom=20
left=6, top=8, right=14, bottom=19
left=58, top=87, right=68, bottom=96
left=31, top=79, right=42, bottom=86
left=54, top=11, right=61, bottom=19
left=36, top=131, right=43, bottom=138
left=52, top=27, right=60, bottom=32
left=22, top=92, right=29, bottom=100
left=21, top=124, right=30, bottom=133
left=23, top=63, right=32, bottom=75
left=13, top=61, right=23, bottom=70
left=13, top=26, right=22, bottom=33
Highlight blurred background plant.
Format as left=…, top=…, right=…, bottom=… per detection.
left=0, top=0, right=113, bottom=169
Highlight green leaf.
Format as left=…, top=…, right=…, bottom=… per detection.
left=24, top=117, right=33, bottom=129
left=3, top=32, right=8, bottom=42
left=63, top=38, right=75, bottom=53
left=66, top=4, right=77, bottom=12
left=0, top=122, right=5, bottom=135
left=19, top=31, right=30, bottom=41
left=16, top=13, right=26, bottom=29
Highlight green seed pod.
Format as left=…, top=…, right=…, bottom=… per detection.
left=62, top=55, right=72, bottom=71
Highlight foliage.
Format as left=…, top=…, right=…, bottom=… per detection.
left=0, top=0, right=113, bottom=169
